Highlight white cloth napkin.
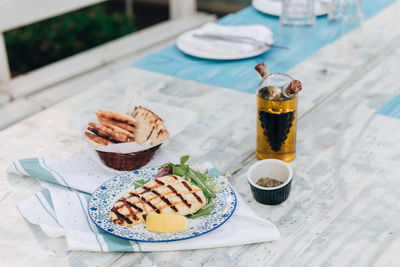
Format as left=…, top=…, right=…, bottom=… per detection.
left=179, top=23, right=274, bottom=56
left=9, top=152, right=280, bottom=252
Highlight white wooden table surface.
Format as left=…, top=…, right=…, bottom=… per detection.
left=1, top=1, right=400, bottom=266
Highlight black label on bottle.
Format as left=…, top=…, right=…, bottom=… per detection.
left=259, top=111, right=294, bottom=152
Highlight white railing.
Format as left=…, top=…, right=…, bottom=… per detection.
left=0, top=0, right=196, bottom=91
left=170, top=0, right=196, bottom=19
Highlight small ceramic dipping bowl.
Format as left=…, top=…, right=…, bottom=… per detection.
left=247, top=159, right=293, bottom=205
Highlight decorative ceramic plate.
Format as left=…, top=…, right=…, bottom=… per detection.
left=176, top=29, right=271, bottom=60
left=88, top=167, right=237, bottom=242
left=252, top=0, right=329, bottom=17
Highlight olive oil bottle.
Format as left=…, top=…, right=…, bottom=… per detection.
left=255, top=63, right=302, bottom=162
left=257, top=93, right=297, bottom=162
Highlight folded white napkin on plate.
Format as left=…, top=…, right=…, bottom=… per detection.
left=9, top=152, right=280, bottom=252
left=179, top=23, right=274, bottom=56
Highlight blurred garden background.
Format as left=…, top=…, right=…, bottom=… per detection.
left=5, top=0, right=250, bottom=77
left=0, top=0, right=250, bottom=130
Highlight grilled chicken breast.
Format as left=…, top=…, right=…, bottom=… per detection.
left=110, top=175, right=206, bottom=226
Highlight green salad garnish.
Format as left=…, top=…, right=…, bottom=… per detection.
left=132, top=179, right=147, bottom=189
left=161, top=155, right=217, bottom=218
left=132, top=155, right=218, bottom=218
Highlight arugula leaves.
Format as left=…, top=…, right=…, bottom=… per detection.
left=180, top=155, right=190, bottom=165
left=161, top=155, right=217, bottom=218
left=186, top=203, right=215, bottom=219
left=132, top=179, right=147, bottom=189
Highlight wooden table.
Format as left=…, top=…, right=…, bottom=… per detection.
left=1, top=2, right=400, bottom=266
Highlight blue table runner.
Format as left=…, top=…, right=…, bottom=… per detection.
left=378, top=94, right=400, bottom=119
left=134, top=0, right=395, bottom=94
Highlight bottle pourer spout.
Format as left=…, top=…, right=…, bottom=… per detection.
left=255, top=62, right=269, bottom=78
left=287, top=80, right=302, bottom=94
left=283, top=80, right=302, bottom=98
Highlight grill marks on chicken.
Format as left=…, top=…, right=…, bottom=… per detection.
left=110, top=175, right=206, bottom=226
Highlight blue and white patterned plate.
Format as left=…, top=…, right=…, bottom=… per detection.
left=88, top=167, right=237, bottom=242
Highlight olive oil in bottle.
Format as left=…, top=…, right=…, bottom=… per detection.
left=256, top=92, right=297, bottom=162
left=255, top=63, right=301, bottom=162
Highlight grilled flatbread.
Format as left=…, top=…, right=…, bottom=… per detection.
left=97, top=117, right=136, bottom=133
left=96, top=109, right=137, bottom=127
left=99, top=122, right=135, bottom=139
left=148, top=120, right=169, bottom=146
left=86, top=107, right=168, bottom=148
left=110, top=175, right=206, bottom=226
left=88, top=122, right=134, bottom=143
left=133, top=106, right=169, bottom=145
left=85, top=132, right=115, bottom=147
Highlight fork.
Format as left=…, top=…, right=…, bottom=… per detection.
left=193, top=33, right=288, bottom=49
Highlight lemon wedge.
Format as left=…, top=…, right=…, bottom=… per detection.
left=145, top=214, right=187, bottom=233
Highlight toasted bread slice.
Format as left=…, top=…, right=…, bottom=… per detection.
left=96, top=109, right=137, bottom=127
left=97, top=117, right=136, bottom=133
left=133, top=106, right=164, bottom=122
left=149, top=120, right=169, bottom=146
left=85, top=132, right=115, bottom=147
left=99, top=122, right=135, bottom=139
left=88, top=123, right=134, bottom=143
left=133, top=106, right=163, bottom=144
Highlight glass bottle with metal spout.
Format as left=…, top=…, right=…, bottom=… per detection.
left=255, top=63, right=302, bottom=162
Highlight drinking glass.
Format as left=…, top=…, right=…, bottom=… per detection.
left=280, top=0, right=316, bottom=26
left=328, top=0, right=364, bottom=29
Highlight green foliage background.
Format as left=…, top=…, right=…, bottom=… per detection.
left=4, top=3, right=135, bottom=76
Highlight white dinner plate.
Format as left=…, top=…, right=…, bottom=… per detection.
left=252, top=0, right=329, bottom=17
left=176, top=29, right=271, bottom=60
left=88, top=167, right=237, bottom=242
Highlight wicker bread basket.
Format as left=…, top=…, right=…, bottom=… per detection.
left=97, top=144, right=162, bottom=171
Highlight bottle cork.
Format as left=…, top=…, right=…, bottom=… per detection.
left=286, top=80, right=302, bottom=95
left=255, top=62, right=269, bottom=78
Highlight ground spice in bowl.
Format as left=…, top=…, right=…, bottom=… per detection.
left=256, top=177, right=284, bottom=188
